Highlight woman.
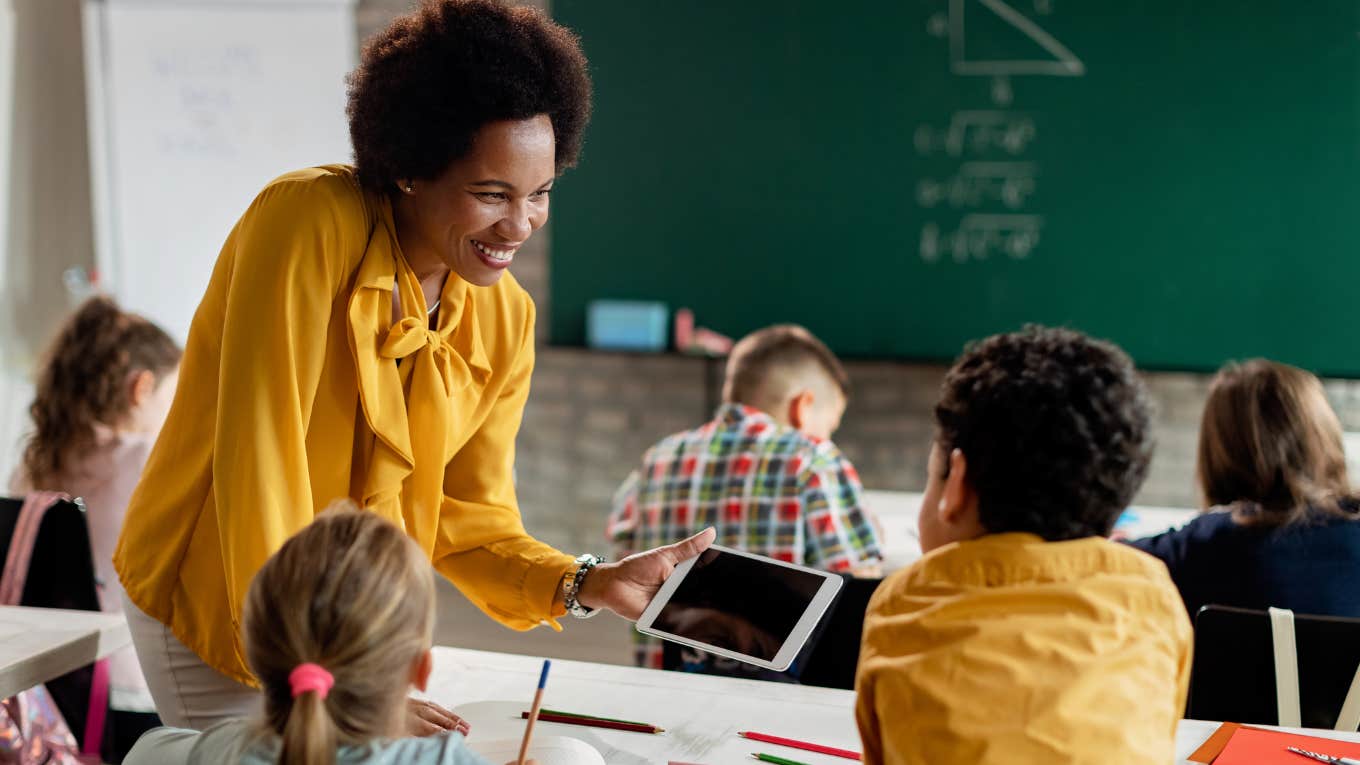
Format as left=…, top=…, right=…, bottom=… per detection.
left=1129, top=359, right=1360, bottom=619
left=115, top=0, right=713, bottom=731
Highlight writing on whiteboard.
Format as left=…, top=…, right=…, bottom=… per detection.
left=149, top=46, right=265, bottom=159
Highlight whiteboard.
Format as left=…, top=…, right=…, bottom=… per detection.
left=82, top=0, right=357, bottom=340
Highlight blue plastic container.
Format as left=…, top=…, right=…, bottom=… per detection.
left=586, top=300, right=669, bottom=352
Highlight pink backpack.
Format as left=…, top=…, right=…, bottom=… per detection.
left=0, top=492, right=108, bottom=764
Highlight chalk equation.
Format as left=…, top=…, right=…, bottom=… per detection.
left=919, top=214, right=1043, bottom=263
left=916, top=161, right=1036, bottom=209
left=914, top=111, right=1036, bottom=157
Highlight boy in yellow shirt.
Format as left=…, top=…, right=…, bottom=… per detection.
left=855, top=326, right=1191, bottom=765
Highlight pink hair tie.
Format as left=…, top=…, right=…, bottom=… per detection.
left=289, top=663, right=334, bottom=700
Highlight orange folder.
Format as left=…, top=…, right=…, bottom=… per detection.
left=1210, top=725, right=1360, bottom=764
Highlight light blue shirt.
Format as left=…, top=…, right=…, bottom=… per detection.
left=125, top=719, right=492, bottom=765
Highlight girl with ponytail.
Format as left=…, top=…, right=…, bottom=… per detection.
left=124, top=507, right=533, bottom=765
left=10, top=295, right=181, bottom=752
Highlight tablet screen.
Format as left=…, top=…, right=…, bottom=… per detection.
left=651, top=548, right=827, bottom=661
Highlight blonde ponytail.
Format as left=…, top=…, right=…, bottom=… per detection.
left=279, top=689, right=338, bottom=765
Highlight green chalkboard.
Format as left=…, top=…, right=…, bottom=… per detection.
left=549, top=0, right=1360, bottom=376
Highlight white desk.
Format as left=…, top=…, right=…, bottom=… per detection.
left=863, top=490, right=1199, bottom=571
left=431, top=647, right=857, bottom=765
left=429, top=647, right=1359, bottom=764
left=0, top=606, right=130, bottom=699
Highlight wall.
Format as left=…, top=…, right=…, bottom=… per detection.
left=353, top=0, right=1360, bottom=561
left=0, top=0, right=98, bottom=480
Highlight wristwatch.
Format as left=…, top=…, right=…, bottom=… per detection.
left=562, top=553, right=603, bottom=619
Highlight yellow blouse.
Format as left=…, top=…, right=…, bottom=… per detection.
left=115, top=166, right=574, bottom=685
left=855, top=533, right=1192, bottom=765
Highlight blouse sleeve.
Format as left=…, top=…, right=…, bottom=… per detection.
left=211, top=175, right=362, bottom=633
left=432, top=293, right=575, bottom=630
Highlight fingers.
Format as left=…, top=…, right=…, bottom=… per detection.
left=663, top=527, right=716, bottom=564
left=407, top=698, right=471, bottom=737
left=409, top=715, right=443, bottom=737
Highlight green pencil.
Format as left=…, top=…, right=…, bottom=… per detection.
left=751, top=753, right=813, bottom=765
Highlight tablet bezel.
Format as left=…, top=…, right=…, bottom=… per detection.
left=633, top=543, right=844, bottom=672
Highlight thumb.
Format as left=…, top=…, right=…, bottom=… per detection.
left=664, top=527, right=716, bottom=564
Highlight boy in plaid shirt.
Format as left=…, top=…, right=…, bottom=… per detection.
left=607, top=325, right=882, bottom=672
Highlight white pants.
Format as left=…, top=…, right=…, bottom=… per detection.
left=121, top=593, right=259, bottom=730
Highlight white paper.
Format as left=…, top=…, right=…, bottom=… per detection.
left=465, top=735, right=604, bottom=765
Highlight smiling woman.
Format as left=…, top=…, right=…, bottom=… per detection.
left=111, top=0, right=715, bottom=739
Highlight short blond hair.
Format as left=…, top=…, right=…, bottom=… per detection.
left=722, top=324, right=850, bottom=410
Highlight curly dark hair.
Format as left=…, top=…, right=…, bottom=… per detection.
left=347, top=0, right=592, bottom=193
left=23, top=297, right=181, bottom=488
left=934, top=325, right=1154, bottom=540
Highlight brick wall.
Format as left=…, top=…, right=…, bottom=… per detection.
left=514, top=351, right=1360, bottom=556
left=356, top=1, right=1360, bottom=562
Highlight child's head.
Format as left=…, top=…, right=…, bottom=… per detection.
left=1197, top=359, right=1350, bottom=524
left=918, top=326, right=1154, bottom=553
left=722, top=324, right=850, bottom=440
left=244, top=506, right=436, bottom=765
left=22, top=296, right=181, bottom=486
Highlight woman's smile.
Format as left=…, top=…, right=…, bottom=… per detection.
left=471, top=239, right=520, bottom=269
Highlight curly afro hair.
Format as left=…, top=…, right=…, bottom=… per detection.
left=934, top=325, right=1154, bottom=540
left=347, top=0, right=592, bottom=194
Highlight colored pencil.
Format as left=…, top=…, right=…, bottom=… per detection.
left=516, top=659, right=551, bottom=765
left=751, top=754, right=813, bottom=765
left=739, top=731, right=861, bottom=760
left=540, top=708, right=654, bottom=726
left=519, top=710, right=664, bottom=734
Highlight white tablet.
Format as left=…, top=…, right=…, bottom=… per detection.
left=635, top=544, right=844, bottom=672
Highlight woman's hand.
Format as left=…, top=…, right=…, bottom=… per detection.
left=407, top=698, right=471, bottom=737
left=576, top=528, right=716, bottom=620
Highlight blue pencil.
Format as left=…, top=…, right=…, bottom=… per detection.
left=516, top=659, right=552, bottom=765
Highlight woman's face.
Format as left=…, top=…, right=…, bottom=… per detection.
left=400, top=115, right=557, bottom=287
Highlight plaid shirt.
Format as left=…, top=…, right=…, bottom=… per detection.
left=607, top=403, right=882, bottom=668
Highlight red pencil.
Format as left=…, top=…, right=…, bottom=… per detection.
left=520, top=711, right=664, bottom=734
left=738, top=731, right=861, bottom=761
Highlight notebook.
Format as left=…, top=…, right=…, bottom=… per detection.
left=465, top=734, right=605, bottom=765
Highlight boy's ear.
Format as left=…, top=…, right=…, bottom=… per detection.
left=410, top=649, right=434, bottom=692
left=786, top=389, right=815, bottom=431
left=940, top=448, right=976, bottom=525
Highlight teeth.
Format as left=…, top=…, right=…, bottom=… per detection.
left=474, top=241, right=516, bottom=261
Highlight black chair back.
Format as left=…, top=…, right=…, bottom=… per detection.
left=798, top=575, right=882, bottom=690
left=0, top=496, right=101, bottom=737
left=1189, top=604, right=1360, bottom=728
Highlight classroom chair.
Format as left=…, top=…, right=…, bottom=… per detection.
left=1189, top=605, right=1360, bottom=730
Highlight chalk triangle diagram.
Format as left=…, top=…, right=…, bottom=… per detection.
left=949, top=0, right=1084, bottom=76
